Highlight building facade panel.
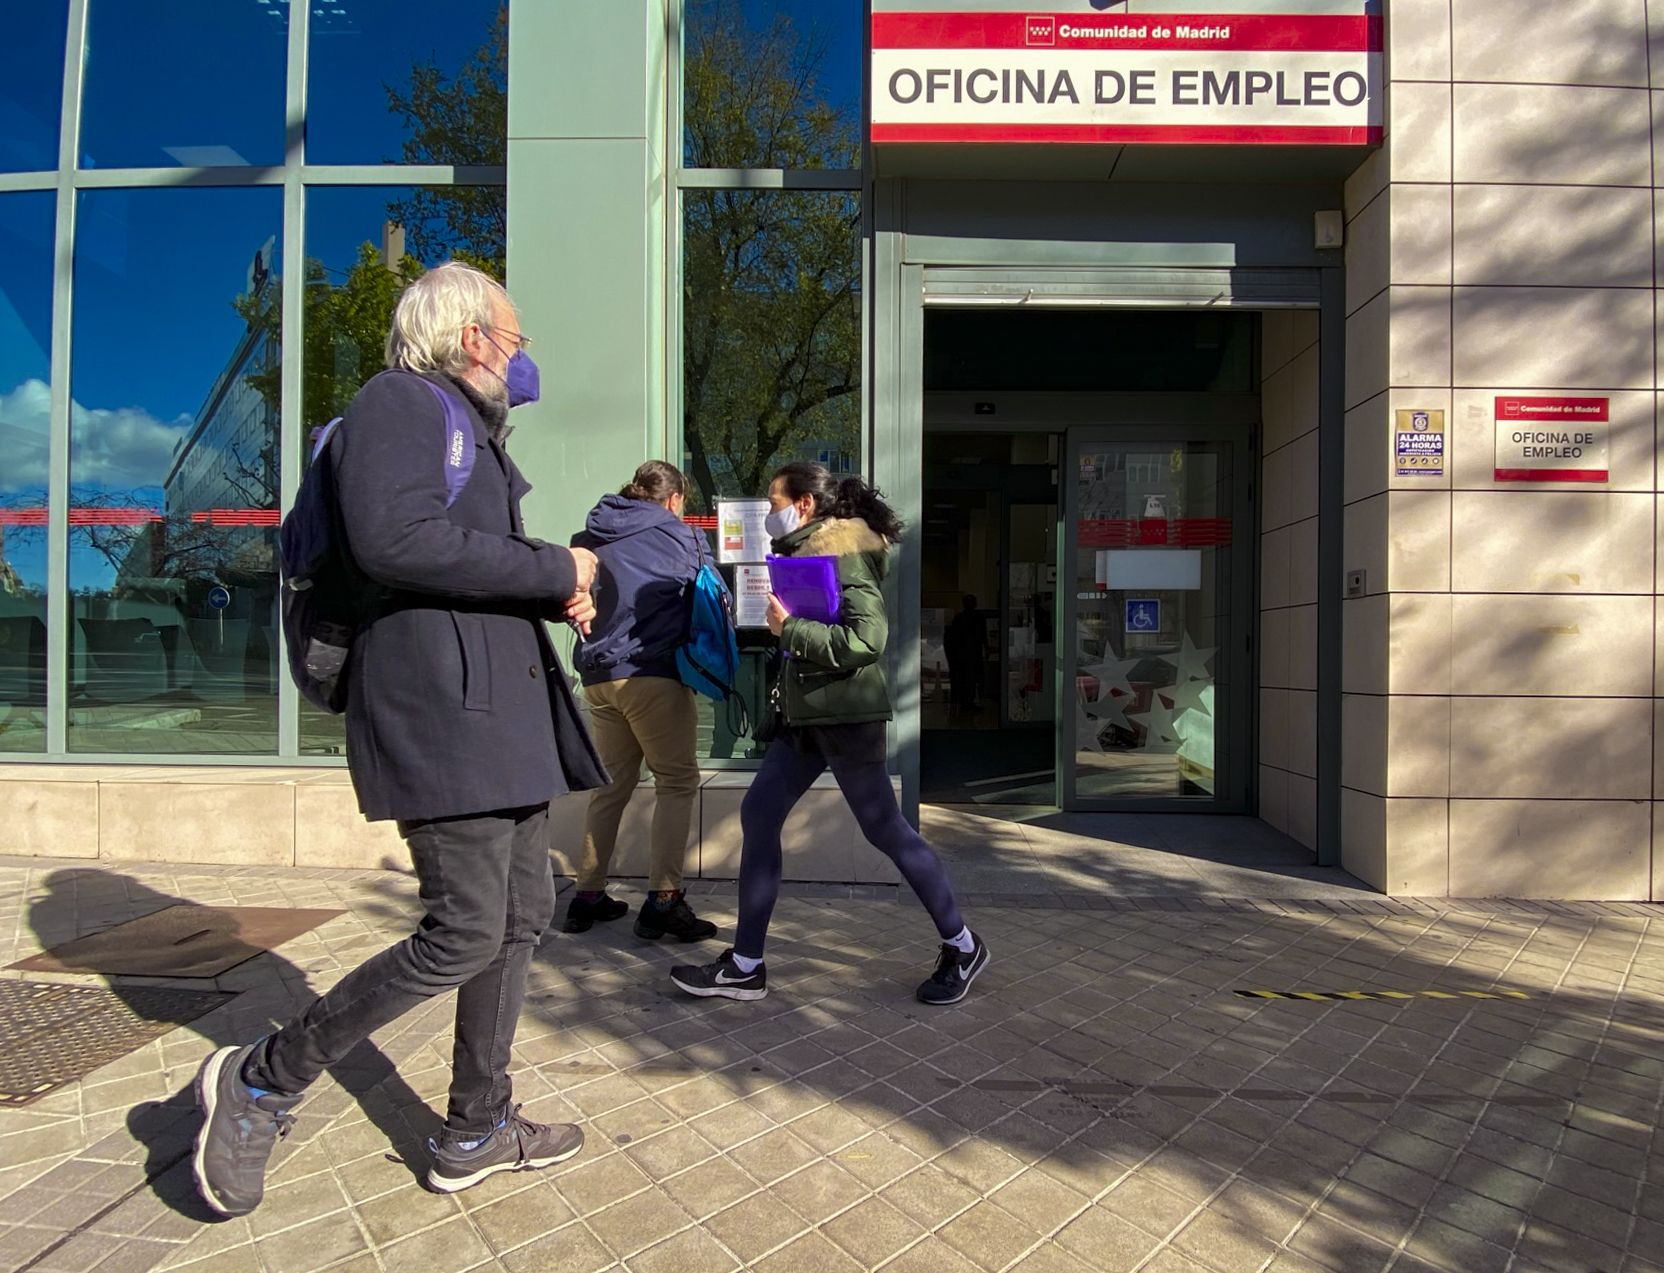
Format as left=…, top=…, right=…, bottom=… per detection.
left=2, top=2, right=1661, bottom=898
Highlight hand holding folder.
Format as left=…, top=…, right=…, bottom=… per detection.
left=766, top=554, right=841, bottom=624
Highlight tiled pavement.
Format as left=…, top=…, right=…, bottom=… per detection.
left=2, top=839, right=1663, bottom=1273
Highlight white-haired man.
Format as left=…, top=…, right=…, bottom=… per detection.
left=192, top=263, right=608, bottom=1215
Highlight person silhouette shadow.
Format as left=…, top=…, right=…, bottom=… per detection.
left=23, top=867, right=435, bottom=1223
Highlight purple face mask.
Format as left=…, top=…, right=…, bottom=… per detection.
left=485, top=333, right=541, bottom=408
left=503, top=349, right=540, bottom=407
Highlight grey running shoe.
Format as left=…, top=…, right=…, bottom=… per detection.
left=917, top=933, right=990, bottom=1005
left=427, top=1105, right=584, bottom=1193
left=192, top=1044, right=299, bottom=1218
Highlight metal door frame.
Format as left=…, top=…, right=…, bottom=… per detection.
left=1059, top=423, right=1255, bottom=814
left=875, top=231, right=1339, bottom=852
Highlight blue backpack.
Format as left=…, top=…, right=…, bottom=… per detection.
left=675, top=544, right=741, bottom=704
left=278, top=372, right=475, bottom=714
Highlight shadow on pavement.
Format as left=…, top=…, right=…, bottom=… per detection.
left=24, top=869, right=436, bottom=1222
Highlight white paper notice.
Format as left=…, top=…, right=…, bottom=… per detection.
left=734, top=563, right=773, bottom=628
left=717, top=499, right=772, bottom=564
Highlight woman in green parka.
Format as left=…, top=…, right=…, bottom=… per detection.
left=671, top=462, right=989, bottom=1005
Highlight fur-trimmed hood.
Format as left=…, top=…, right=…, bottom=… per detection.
left=796, top=516, right=890, bottom=558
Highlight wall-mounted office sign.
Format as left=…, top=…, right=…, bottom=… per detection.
left=1494, top=397, right=1609, bottom=483
left=1394, top=409, right=1444, bottom=477
left=870, top=3, right=1382, bottom=145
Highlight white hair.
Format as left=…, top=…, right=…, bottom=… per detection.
left=384, top=261, right=515, bottom=377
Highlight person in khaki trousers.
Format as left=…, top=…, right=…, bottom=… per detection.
left=566, top=462, right=717, bottom=942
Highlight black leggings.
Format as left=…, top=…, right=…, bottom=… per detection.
left=733, top=735, right=965, bottom=960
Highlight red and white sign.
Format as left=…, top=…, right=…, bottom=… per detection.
left=871, top=6, right=1382, bottom=145
left=1494, top=396, right=1610, bottom=483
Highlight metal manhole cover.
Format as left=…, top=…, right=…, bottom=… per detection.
left=8, top=904, right=346, bottom=978
left=0, top=980, right=235, bottom=1107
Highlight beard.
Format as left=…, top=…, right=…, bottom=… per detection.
left=454, top=368, right=510, bottom=434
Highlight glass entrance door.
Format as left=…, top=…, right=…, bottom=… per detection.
left=1061, top=432, right=1252, bottom=810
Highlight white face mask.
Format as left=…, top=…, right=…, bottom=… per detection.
left=764, top=503, right=802, bottom=540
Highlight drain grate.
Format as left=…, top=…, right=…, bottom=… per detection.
left=8, top=904, right=345, bottom=978
left=0, top=980, right=235, bottom=1107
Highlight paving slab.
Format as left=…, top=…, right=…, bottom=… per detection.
left=0, top=852, right=1660, bottom=1272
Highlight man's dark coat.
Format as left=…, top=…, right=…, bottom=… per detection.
left=332, top=371, right=607, bottom=821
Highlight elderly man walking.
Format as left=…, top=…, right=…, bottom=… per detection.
left=191, top=263, right=608, bottom=1216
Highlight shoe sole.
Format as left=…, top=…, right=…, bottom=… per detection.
left=425, top=1136, right=585, bottom=1194
left=917, top=943, right=991, bottom=1006
left=192, top=1046, right=244, bottom=1218
left=669, top=972, right=767, bottom=1001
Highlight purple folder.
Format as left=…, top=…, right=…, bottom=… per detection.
left=767, top=554, right=841, bottom=623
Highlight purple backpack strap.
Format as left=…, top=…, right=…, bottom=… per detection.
left=416, top=377, right=476, bottom=508
left=309, top=418, right=343, bottom=462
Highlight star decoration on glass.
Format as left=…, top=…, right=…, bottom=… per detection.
left=1075, top=710, right=1106, bottom=753
left=1166, top=675, right=1213, bottom=718
left=1079, top=655, right=1139, bottom=699
left=1129, top=695, right=1182, bottom=753
left=1084, top=684, right=1131, bottom=730
left=1158, top=633, right=1216, bottom=687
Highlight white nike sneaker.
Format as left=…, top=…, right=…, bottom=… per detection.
left=670, top=949, right=767, bottom=1001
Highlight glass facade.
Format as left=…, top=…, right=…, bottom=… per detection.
left=68, top=188, right=284, bottom=754
left=683, top=0, right=863, bottom=170
left=681, top=189, right=862, bottom=510
left=306, top=1, right=507, bottom=166
left=80, top=0, right=290, bottom=170
left=677, top=2, right=865, bottom=764
left=6, top=0, right=872, bottom=769
left=0, top=194, right=56, bottom=752
left=298, top=184, right=505, bottom=755
left=7, top=0, right=507, bottom=763
left=0, top=3, right=68, bottom=173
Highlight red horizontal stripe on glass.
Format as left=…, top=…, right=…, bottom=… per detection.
left=67, top=509, right=164, bottom=526
left=872, top=122, right=1380, bottom=145
left=189, top=510, right=281, bottom=526
left=1076, top=518, right=1232, bottom=548
left=1, top=508, right=279, bottom=528
left=872, top=12, right=1381, bottom=52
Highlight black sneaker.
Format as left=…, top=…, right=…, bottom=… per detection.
left=562, top=892, right=629, bottom=933
left=917, top=932, right=990, bottom=1005
left=427, top=1105, right=584, bottom=1193
left=634, top=893, right=718, bottom=943
left=192, top=1044, right=300, bottom=1218
left=670, top=949, right=767, bottom=1001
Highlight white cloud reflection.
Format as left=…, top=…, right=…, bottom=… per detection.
left=0, top=378, right=191, bottom=495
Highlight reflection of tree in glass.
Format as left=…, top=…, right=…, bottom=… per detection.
left=59, top=292, right=281, bottom=600
left=682, top=1, right=862, bottom=510
left=384, top=4, right=507, bottom=275
left=684, top=0, right=860, bottom=170
left=226, top=9, right=509, bottom=443
left=235, top=243, right=425, bottom=449
left=228, top=8, right=511, bottom=463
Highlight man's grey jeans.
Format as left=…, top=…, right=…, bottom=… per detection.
left=242, top=803, right=555, bottom=1138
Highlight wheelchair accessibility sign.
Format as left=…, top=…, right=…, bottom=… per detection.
left=1125, top=598, right=1161, bottom=633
